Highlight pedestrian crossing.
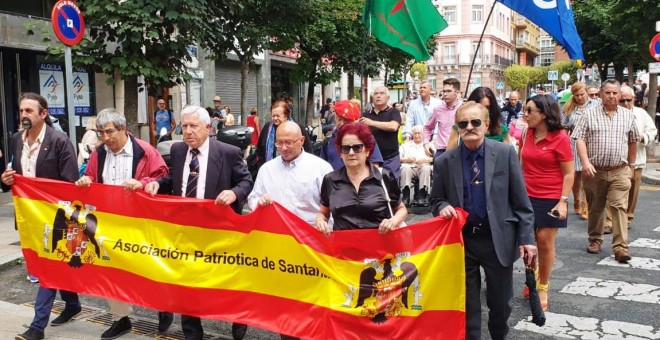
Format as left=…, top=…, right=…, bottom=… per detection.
left=512, top=220, right=660, bottom=339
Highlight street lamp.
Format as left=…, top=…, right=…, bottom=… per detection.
left=413, top=71, right=420, bottom=98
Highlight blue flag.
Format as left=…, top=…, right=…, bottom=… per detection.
left=499, top=0, right=584, bottom=63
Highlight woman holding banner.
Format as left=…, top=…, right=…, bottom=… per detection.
left=316, top=123, right=407, bottom=234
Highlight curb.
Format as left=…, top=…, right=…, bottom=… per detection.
left=0, top=252, right=23, bottom=272
left=642, top=173, right=660, bottom=186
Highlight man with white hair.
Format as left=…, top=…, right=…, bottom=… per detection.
left=603, top=86, right=657, bottom=231
left=399, top=125, right=433, bottom=206
left=145, top=105, right=253, bottom=340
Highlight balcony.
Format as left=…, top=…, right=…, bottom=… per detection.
left=515, top=38, right=540, bottom=57
left=494, top=55, right=513, bottom=67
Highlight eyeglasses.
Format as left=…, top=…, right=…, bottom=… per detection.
left=457, top=119, right=482, bottom=129
left=340, top=144, right=364, bottom=154
left=525, top=107, right=540, bottom=114
left=96, top=128, right=119, bottom=137
left=274, top=139, right=300, bottom=148
left=619, top=99, right=633, bottom=103
left=588, top=93, right=599, bottom=98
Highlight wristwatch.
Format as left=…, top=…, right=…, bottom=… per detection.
left=560, top=196, right=569, bottom=203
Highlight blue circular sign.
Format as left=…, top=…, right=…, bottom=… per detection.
left=51, top=0, right=85, bottom=46
left=650, top=33, right=660, bottom=62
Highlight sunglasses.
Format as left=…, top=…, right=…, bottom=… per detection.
left=525, top=107, right=540, bottom=114
left=588, top=93, right=599, bottom=97
left=457, top=119, right=482, bottom=129
left=619, top=99, right=633, bottom=103
left=340, top=144, right=364, bottom=154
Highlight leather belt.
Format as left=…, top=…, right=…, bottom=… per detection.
left=594, top=164, right=627, bottom=172
left=463, top=221, right=492, bottom=238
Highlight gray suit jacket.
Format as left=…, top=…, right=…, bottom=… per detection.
left=430, top=139, right=535, bottom=266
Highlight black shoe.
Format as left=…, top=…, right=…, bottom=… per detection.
left=101, top=316, right=132, bottom=340
left=402, top=186, right=411, bottom=206
left=231, top=323, right=248, bottom=340
left=50, top=306, right=82, bottom=326
left=15, top=328, right=44, bottom=340
left=157, top=311, right=174, bottom=333
left=418, top=187, right=429, bottom=206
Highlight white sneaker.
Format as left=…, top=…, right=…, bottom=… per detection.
left=26, top=275, right=39, bottom=283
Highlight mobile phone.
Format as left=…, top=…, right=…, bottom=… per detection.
left=547, top=210, right=560, bottom=219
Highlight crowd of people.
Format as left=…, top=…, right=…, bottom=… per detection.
left=1, top=77, right=658, bottom=340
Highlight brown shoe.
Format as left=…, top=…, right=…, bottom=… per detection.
left=574, top=201, right=581, bottom=215
left=614, top=249, right=631, bottom=263
left=587, top=241, right=601, bottom=254
left=603, top=226, right=612, bottom=234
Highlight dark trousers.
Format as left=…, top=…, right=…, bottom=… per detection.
left=382, top=156, right=401, bottom=182
left=463, top=234, right=513, bottom=340
left=30, top=286, right=80, bottom=332
left=181, top=315, right=203, bottom=340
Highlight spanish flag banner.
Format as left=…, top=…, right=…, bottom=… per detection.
left=13, top=175, right=466, bottom=339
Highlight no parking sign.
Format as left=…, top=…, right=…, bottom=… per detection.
left=650, top=33, right=660, bottom=62
left=51, top=0, right=85, bottom=46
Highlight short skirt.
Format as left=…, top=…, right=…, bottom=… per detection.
left=530, top=197, right=568, bottom=228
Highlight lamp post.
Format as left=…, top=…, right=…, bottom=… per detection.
left=413, top=71, right=420, bottom=98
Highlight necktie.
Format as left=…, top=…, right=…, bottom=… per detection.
left=469, top=152, right=486, bottom=218
left=185, top=148, right=200, bottom=198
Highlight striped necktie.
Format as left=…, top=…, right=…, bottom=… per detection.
left=185, top=148, right=200, bottom=198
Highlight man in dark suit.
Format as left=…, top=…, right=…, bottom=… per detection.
left=430, top=101, right=537, bottom=340
left=2, top=92, right=80, bottom=340
left=145, top=105, right=253, bottom=340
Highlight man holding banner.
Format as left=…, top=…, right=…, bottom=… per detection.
left=75, top=108, right=173, bottom=339
left=2, top=92, right=80, bottom=340
left=430, top=101, right=536, bottom=340
left=145, top=105, right=253, bottom=340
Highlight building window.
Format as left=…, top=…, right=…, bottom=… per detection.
left=472, top=42, right=481, bottom=62
left=469, top=72, right=482, bottom=93
left=443, top=43, right=456, bottom=63
left=443, top=6, right=456, bottom=24
left=472, top=5, right=483, bottom=23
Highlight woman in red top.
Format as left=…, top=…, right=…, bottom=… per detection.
left=246, top=107, right=260, bottom=155
left=520, top=94, right=574, bottom=311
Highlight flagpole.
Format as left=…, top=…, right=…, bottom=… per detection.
left=466, top=0, right=497, bottom=94
left=360, top=0, right=373, bottom=110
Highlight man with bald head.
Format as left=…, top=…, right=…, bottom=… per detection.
left=403, top=81, right=442, bottom=140
left=248, top=121, right=333, bottom=226
left=501, top=91, right=521, bottom=125
left=360, top=86, right=403, bottom=180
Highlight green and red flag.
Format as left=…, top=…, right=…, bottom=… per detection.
left=362, top=0, right=448, bottom=61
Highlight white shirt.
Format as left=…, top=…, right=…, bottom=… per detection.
left=102, top=137, right=133, bottom=185
left=21, top=124, right=47, bottom=178
left=247, top=151, right=333, bottom=225
left=399, top=140, right=429, bottom=161
left=631, top=106, right=657, bottom=168
left=181, top=138, right=210, bottom=199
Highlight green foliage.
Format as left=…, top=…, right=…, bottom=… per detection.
left=503, top=65, right=533, bottom=90
left=410, top=62, right=428, bottom=80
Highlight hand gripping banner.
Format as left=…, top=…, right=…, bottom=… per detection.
left=12, top=175, right=466, bottom=339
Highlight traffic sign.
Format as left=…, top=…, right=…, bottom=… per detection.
left=650, top=62, right=660, bottom=74
left=650, top=33, right=660, bottom=62
left=51, top=0, right=85, bottom=46
left=496, top=81, right=504, bottom=90
left=561, top=73, right=570, bottom=82
left=548, top=70, right=559, bottom=81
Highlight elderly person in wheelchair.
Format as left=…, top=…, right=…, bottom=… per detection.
left=399, top=125, right=433, bottom=206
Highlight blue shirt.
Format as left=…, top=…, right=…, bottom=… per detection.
left=154, top=110, right=173, bottom=133
left=320, top=128, right=384, bottom=170
left=461, top=143, right=487, bottom=225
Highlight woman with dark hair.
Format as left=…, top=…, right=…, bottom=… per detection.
left=520, top=94, right=574, bottom=311
left=254, top=100, right=312, bottom=169
left=316, top=123, right=407, bottom=234
left=447, top=87, right=510, bottom=148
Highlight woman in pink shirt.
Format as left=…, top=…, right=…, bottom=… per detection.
left=520, top=94, right=574, bottom=311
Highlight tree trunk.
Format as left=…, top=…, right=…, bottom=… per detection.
left=305, top=61, right=318, bottom=125
left=614, top=64, right=624, bottom=82
left=627, top=59, right=635, bottom=85
left=348, top=72, right=354, bottom=99
left=598, top=64, right=608, bottom=82
left=240, top=57, right=250, bottom=126
left=124, top=77, right=139, bottom=136
left=647, top=75, right=658, bottom=161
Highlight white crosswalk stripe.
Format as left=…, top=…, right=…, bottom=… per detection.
left=514, top=312, right=660, bottom=339
left=598, top=256, right=660, bottom=271
left=559, top=277, right=660, bottom=304
left=629, top=238, right=660, bottom=249
left=653, top=226, right=660, bottom=232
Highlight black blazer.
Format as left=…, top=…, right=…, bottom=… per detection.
left=8, top=125, right=78, bottom=183
left=430, top=139, right=535, bottom=266
left=159, top=138, right=253, bottom=213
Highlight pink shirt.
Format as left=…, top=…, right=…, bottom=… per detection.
left=521, top=129, right=573, bottom=199
left=424, top=101, right=461, bottom=150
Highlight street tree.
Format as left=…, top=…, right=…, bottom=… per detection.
left=64, top=0, right=223, bottom=134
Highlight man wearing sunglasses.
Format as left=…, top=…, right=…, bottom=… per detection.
left=430, top=101, right=536, bottom=340
left=601, top=86, right=656, bottom=234
left=572, top=80, right=640, bottom=264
